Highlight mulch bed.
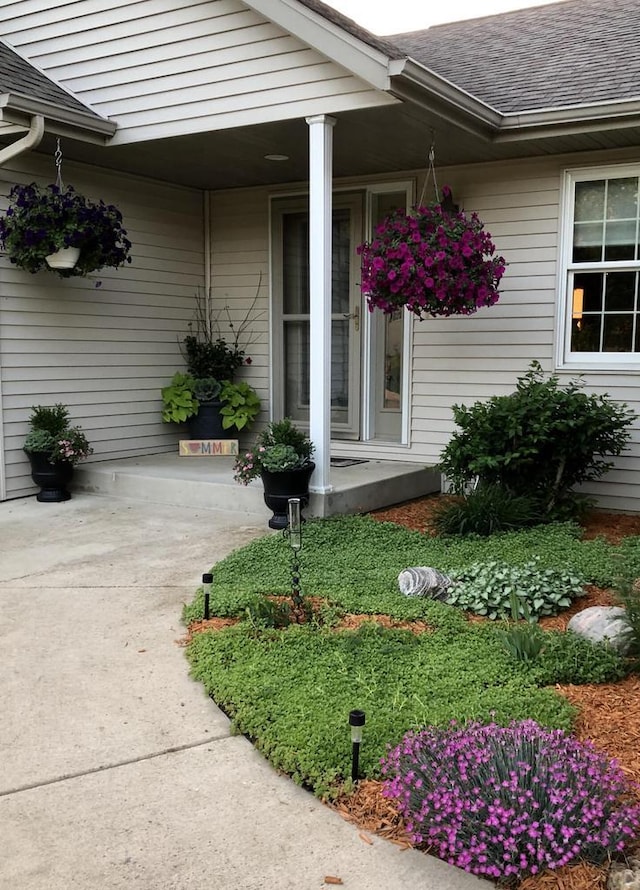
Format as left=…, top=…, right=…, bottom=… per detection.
left=355, top=495, right=640, bottom=890
left=185, top=496, right=640, bottom=890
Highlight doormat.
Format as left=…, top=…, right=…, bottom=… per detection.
left=330, top=458, right=369, bottom=468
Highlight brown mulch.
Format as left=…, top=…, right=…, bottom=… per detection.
left=185, top=495, right=640, bottom=890
left=357, top=496, right=640, bottom=890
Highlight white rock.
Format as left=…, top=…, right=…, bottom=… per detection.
left=567, top=606, right=634, bottom=655
left=398, top=567, right=452, bottom=600
left=608, top=857, right=640, bottom=890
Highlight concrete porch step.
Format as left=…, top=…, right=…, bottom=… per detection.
left=73, top=453, right=441, bottom=518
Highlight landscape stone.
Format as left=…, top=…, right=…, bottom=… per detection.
left=567, top=606, right=634, bottom=655
left=608, top=856, right=640, bottom=890
left=398, top=566, right=453, bottom=600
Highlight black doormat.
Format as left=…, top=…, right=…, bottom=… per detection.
left=330, top=458, right=369, bottom=468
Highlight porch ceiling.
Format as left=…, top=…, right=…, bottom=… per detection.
left=13, top=102, right=640, bottom=191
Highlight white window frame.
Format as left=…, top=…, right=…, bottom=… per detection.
left=558, top=163, right=640, bottom=370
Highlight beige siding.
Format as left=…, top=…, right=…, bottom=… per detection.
left=208, top=187, right=271, bottom=444
left=409, top=153, right=640, bottom=513
left=0, top=153, right=204, bottom=499
left=2, top=0, right=396, bottom=145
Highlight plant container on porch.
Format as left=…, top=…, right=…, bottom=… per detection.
left=260, top=462, right=315, bottom=530
left=27, top=452, right=74, bottom=502
left=187, top=400, right=234, bottom=440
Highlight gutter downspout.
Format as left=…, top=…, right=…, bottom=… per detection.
left=0, top=113, right=44, bottom=502
left=0, top=113, right=45, bottom=166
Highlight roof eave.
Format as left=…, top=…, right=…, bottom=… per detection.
left=388, top=59, right=501, bottom=138
left=0, top=93, right=116, bottom=144
left=497, top=98, right=640, bottom=140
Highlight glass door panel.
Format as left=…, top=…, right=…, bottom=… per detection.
left=367, top=189, right=409, bottom=442
left=275, top=194, right=362, bottom=435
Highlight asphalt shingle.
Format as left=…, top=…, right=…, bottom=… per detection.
left=387, top=0, right=640, bottom=113
left=0, top=39, right=101, bottom=117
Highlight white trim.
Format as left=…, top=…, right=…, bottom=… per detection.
left=306, top=113, right=335, bottom=494
left=0, top=362, right=6, bottom=502
left=558, top=162, right=640, bottom=371
left=245, top=0, right=392, bottom=90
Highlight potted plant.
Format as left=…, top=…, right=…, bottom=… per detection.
left=234, top=418, right=315, bottom=529
left=161, top=374, right=260, bottom=438
left=357, top=186, right=506, bottom=318
left=0, top=182, right=132, bottom=277
left=23, top=403, right=93, bottom=502
left=162, top=286, right=261, bottom=438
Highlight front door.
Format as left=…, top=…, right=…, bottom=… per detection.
left=272, top=194, right=363, bottom=438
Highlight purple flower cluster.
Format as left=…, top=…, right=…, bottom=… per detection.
left=357, top=188, right=506, bottom=318
left=0, top=182, right=132, bottom=277
left=381, top=719, right=640, bottom=880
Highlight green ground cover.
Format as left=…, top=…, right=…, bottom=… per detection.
left=184, top=515, right=636, bottom=797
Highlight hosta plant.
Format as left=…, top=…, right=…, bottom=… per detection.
left=446, top=558, right=585, bottom=620
left=382, top=719, right=640, bottom=880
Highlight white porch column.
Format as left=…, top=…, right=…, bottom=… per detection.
left=306, top=114, right=336, bottom=494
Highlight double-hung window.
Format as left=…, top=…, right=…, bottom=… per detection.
left=561, top=166, right=640, bottom=366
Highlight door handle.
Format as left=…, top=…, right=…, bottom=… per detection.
left=343, top=305, right=360, bottom=331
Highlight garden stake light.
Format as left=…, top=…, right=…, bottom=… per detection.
left=202, top=572, right=213, bottom=620
left=349, top=710, right=365, bottom=782
left=284, top=498, right=304, bottom=620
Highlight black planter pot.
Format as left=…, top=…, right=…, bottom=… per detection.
left=27, top=452, right=74, bottom=502
left=260, top=462, right=315, bottom=530
left=187, top=400, right=234, bottom=440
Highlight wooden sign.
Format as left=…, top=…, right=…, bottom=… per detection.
left=179, top=439, right=239, bottom=456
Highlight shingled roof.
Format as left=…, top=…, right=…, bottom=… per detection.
left=387, top=0, right=640, bottom=114
left=0, top=38, right=105, bottom=119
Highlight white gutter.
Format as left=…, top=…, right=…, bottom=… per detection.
left=0, top=113, right=44, bottom=165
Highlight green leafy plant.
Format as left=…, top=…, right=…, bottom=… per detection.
left=433, top=485, right=541, bottom=537
left=446, top=558, right=585, bottom=620
left=612, top=568, right=640, bottom=667
left=234, top=418, right=314, bottom=484
left=438, top=361, right=635, bottom=516
left=160, top=372, right=199, bottom=423
left=0, top=182, right=132, bottom=277
left=495, top=590, right=545, bottom=663
left=23, top=403, right=92, bottom=465
left=220, top=380, right=261, bottom=431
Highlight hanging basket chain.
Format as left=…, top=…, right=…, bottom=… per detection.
left=54, top=137, right=64, bottom=190
left=418, top=140, right=440, bottom=208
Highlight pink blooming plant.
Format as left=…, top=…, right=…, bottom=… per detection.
left=381, top=718, right=640, bottom=881
left=357, top=187, right=506, bottom=318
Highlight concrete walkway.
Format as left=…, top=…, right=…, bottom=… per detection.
left=0, top=493, right=488, bottom=890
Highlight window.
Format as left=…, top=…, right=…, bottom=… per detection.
left=562, top=167, right=640, bottom=365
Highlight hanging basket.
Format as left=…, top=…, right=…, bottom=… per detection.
left=45, top=246, right=81, bottom=270
left=357, top=187, right=506, bottom=319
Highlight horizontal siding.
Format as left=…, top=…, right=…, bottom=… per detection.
left=407, top=154, right=640, bottom=512
left=0, top=151, right=204, bottom=500
left=208, top=186, right=271, bottom=447
left=2, top=0, right=395, bottom=145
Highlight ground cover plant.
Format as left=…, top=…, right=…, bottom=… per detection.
left=184, top=515, right=635, bottom=804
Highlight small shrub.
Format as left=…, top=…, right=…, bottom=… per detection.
left=612, top=570, right=640, bottom=666
left=381, top=719, right=640, bottom=880
left=433, top=485, right=541, bottom=537
left=438, top=361, right=634, bottom=515
left=446, top=558, right=585, bottom=620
